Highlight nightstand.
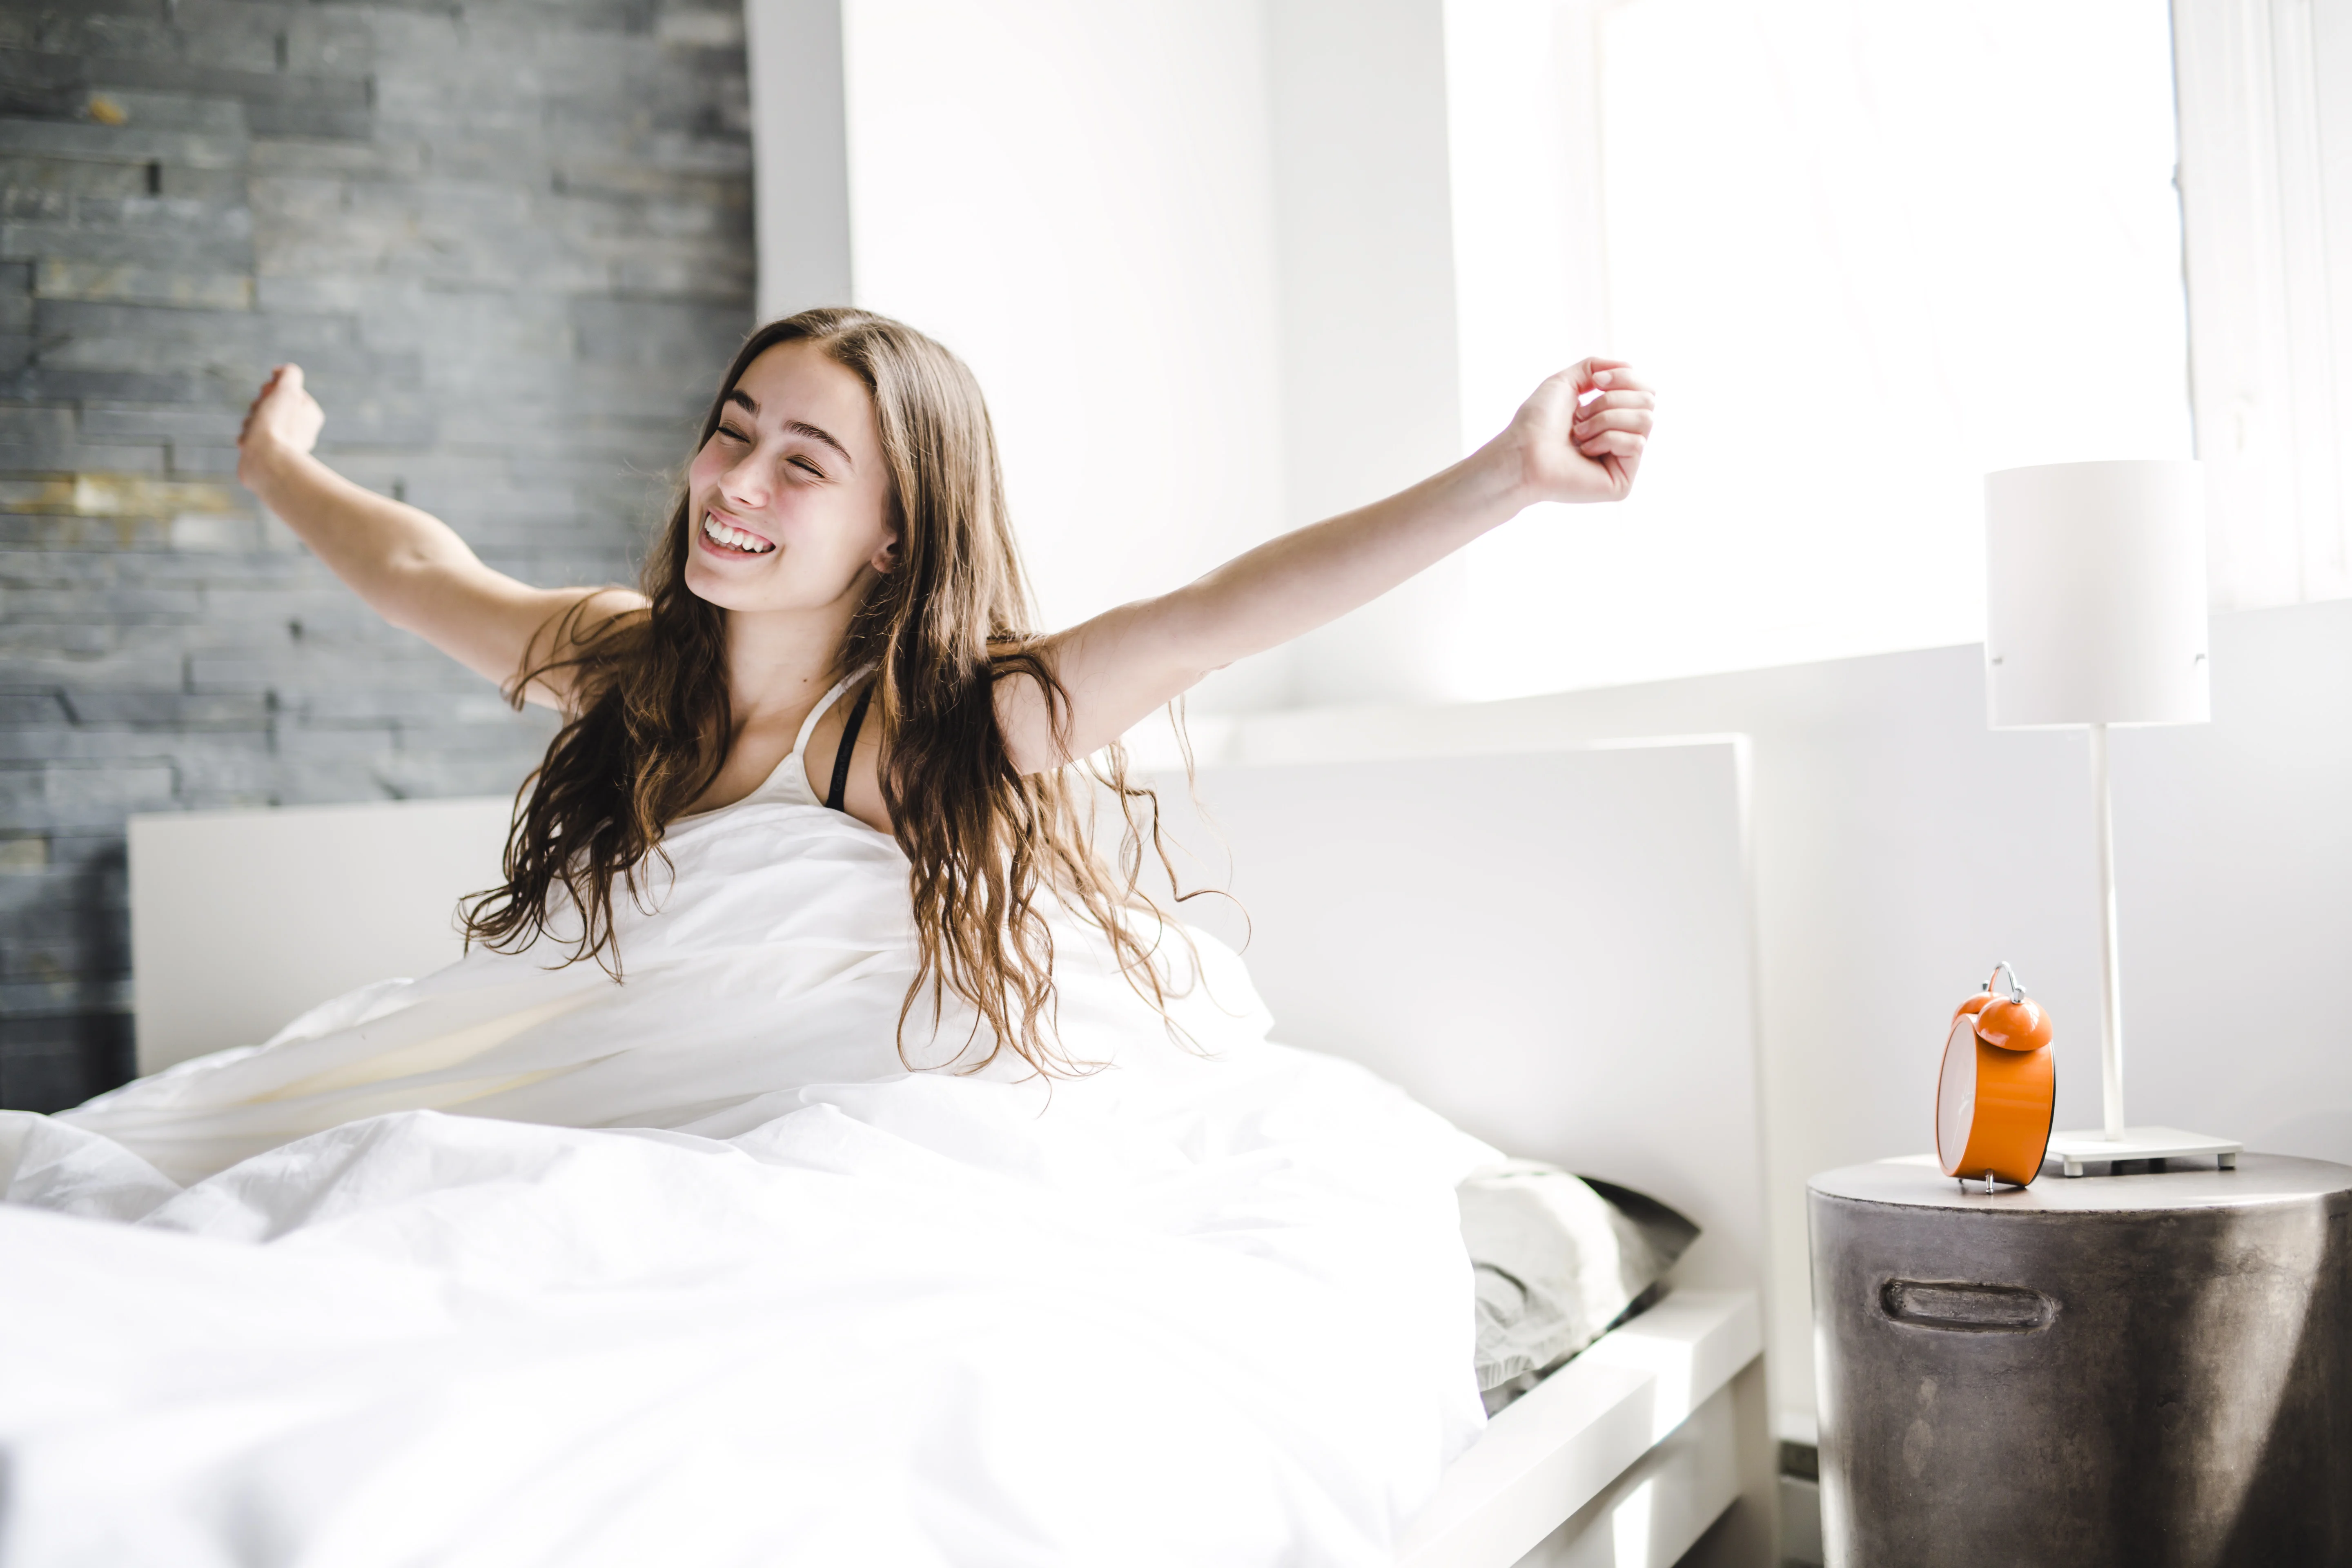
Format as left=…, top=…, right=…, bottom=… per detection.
left=1808, top=1154, right=2352, bottom=1567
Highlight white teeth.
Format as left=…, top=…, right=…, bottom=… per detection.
left=702, top=513, right=773, bottom=554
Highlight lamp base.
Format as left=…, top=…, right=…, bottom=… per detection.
left=2045, top=1127, right=2242, bottom=1178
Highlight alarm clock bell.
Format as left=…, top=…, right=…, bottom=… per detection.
left=1935, top=963, right=2056, bottom=1190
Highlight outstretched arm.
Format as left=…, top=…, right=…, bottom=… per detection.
left=236, top=365, right=645, bottom=710
left=996, top=359, right=1652, bottom=771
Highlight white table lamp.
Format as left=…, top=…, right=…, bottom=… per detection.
left=1984, top=460, right=2239, bottom=1176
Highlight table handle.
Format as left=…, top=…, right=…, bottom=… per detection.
left=1880, top=1278, right=2056, bottom=1333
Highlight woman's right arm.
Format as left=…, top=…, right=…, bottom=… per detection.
left=235, top=364, right=646, bottom=710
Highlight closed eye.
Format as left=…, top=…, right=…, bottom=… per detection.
left=715, top=422, right=752, bottom=444
left=789, top=456, right=826, bottom=477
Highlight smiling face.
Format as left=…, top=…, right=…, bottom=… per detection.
left=680, top=340, right=898, bottom=617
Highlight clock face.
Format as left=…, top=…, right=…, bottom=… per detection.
left=1936, top=1012, right=1979, bottom=1175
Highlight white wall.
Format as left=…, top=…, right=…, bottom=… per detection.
left=812, top=0, right=1588, bottom=709
left=835, top=0, right=1295, bottom=708
left=1262, top=0, right=1477, bottom=706
left=745, top=0, right=854, bottom=319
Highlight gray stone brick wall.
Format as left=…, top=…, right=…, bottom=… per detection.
left=0, top=0, right=754, bottom=1111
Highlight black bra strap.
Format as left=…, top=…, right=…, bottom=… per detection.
left=825, top=679, right=875, bottom=813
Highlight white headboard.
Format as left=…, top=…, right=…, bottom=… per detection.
left=129, top=796, right=512, bottom=1075
left=127, top=728, right=1767, bottom=1299
left=1148, top=729, right=1766, bottom=1297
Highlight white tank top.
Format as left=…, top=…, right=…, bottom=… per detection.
left=678, top=665, right=871, bottom=819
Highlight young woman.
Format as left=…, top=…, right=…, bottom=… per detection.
left=37, top=307, right=1650, bottom=1178
left=1, top=309, right=1653, bottom=1566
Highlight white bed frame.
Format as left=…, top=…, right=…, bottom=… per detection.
left=128, top=712, right=1775, bottom=1567
left=1404, top=1290, right=1763, bottom=1568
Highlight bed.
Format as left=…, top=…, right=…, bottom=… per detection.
left=121, top=714, right=1773, bottom=1566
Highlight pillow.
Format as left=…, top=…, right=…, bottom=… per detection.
left=1457, top=1160, right=1701, bottom=1415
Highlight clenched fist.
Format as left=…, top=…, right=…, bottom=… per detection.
left=236, top=363, right=325, bottom=492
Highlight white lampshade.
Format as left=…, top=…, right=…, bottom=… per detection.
left=1983, top=459, right=2211, bottom=730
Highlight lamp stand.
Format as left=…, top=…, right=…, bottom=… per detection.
left=2091, top=719, right=2125, bottom=1139
left=2043, top=722, right=2241, bottom=1177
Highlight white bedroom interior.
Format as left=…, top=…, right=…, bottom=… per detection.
left=4, top=0, right=2349, bottom=1561
left=752, top=0, right=2352, bottom=1482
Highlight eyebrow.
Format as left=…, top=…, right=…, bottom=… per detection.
left=723, top=390, right=855, bottom=468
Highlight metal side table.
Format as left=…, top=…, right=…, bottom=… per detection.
left=1809, top=1154, right=2352, bottom=1568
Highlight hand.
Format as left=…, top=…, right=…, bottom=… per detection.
left=236, top=363, right=325, bottom=491
left=1497, top=358, right=1653, bottom=504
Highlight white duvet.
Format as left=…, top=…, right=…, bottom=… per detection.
left=0, top=789, right=1495, bottom=1566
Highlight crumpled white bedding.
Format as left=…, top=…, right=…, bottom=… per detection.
left=0, top=794, right=1497, bottom=1567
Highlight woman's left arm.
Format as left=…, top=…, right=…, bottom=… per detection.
left=996, top=358, right=1652, bottom=772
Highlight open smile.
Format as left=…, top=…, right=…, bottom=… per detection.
left=699, top=511, right=775, bottom=557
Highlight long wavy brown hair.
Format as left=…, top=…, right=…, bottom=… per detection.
left=461, top=307, right=1196, bottom=1076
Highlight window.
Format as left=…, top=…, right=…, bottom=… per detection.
left=1455, top=0, right=2194, bottom=697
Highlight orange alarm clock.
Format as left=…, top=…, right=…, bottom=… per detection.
left=1934, top=962, right=2056, bottom=1189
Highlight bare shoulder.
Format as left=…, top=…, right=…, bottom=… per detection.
left=798, top=671, right=893, bottom=835
left=794, top=648, right=1069, bottom=832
